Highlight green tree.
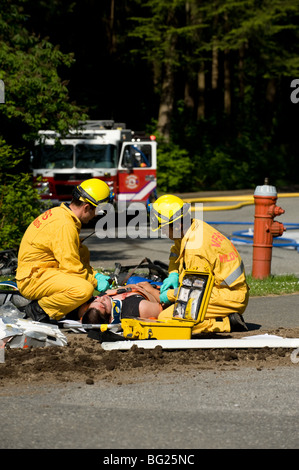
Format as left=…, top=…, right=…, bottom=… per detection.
left=165, top=0, right=299, bottom=190
left=5, top=0, right=299, bottom=194
left=0, top=139, right=41, bottom=250
left=0, top=0, right=85, bottom=141
left=0, top=0, right=87, bottom=250
left=157, top=139, right=193, bottom=192
left=130, top=0, right=191, bottom=142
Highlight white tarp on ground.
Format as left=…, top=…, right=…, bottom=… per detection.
left=0, top=301, right=67, bottom=349
left=101, top=334, right=299, bottom=351
left=0, top=317, right=67, bottom=348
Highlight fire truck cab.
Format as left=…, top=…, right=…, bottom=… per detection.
left=31, top=120, right=157, bottom=208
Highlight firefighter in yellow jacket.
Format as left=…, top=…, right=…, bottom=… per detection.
left=16, top=179, right=112, bottom=322
left=150, top=195, right=249, bottom=334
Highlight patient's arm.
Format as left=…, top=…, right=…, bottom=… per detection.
left=126, top=281, right=161, bottom=303
left=138, top=299, right=162, bottom=319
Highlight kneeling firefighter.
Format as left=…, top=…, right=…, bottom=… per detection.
left=16, top=178, right=113, bottom=322
left=150, top=195, right=249, bottom=334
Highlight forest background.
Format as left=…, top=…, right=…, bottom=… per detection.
left=1, top=0, right=299, bottom=249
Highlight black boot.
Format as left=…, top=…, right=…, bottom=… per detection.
left=24, top=300, right=50, bottom=323
left=229, top=312, right=248, bottom=332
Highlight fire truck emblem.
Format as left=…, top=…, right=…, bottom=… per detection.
left=125, top=174, right=139, bottom=189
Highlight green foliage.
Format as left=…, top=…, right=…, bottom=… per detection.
left=0, top=0, right=87, bottom=142
left=0, top=1, right=87, bottom=250
left=189, top=123, right=276, bottom=190
left=0, top=40, right=83, bottom=139
left=130, top=0, right=299, bottom=190
left=0, top=3, right=86, bottom=139
left=1, top=0, right=299, bottom=206
left=0, top=139, right=41, bottom=250
left=130, top=0, right=190, bottom=66
left=157, top=139, right=193, bottom=193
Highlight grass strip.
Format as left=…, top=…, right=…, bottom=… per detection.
left=247, top=274, right=299, bottom=297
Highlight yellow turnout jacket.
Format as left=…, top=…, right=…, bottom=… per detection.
left=166, top=219, right=249, bottom=315
left=16, top=203, right=97, bottom=288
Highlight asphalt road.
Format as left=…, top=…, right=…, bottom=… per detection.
left=1, top=192, right=298, bottom=452
left=1, top=365, right=298, bottom=450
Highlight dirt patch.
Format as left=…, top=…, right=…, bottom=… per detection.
left=1, top=327, right=298, bottom=387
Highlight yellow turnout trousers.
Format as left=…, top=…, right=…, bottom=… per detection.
left=159, top=284, right=249, bottom=335
left=17, top=268, right=94, bottom=320
left=159, top=305, right=230, bottom=334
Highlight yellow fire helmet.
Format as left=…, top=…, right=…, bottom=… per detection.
left=150, top=194, right=190, bottom=231
left=73, top=178, right=111, bottom=207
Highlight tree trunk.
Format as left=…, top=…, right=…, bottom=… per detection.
left=224, top=49, right=231, bottom=115
left=211, top=44, right=218, bottom=90
left=157, top=8, right=177, bottom=143
left=184, top=81, right=195, bottom=109
left=223, top=11, right=231, bottom=115
left=264, top=78, right=276, bottom=139
left=238, top=43, right=245, bottom=100
left=184, top=1, right=195, bottom=112
left=108, top=0, right=116, bottom=53
left=157, top=61, right=174, bottom=143
left=266, top=78, right=276, bottom=103
left=197, top=62, right=205, bottom=119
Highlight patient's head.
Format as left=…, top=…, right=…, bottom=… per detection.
left=81, top=295, right=112, bottom=324
left=82, top=308, right=108, bottom=324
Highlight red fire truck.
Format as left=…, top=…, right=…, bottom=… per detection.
left=31, top=120, right=157, bottom=208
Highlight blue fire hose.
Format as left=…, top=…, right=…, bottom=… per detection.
left=207, top=221, right=299, bottom=252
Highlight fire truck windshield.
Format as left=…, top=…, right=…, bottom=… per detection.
left=76, top=143, right=117, bottom=169
left=33, top=144, right=74, bottom=169
left=32, top=143, right=117, bottom=169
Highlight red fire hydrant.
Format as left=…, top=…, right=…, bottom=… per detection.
left=252, top=183, right=286, bottom=279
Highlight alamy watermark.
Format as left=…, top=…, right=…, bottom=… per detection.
left=290, top=79, right=299, bottom=104
left=290, top=348, right=299, bottom=364
left=0, top=80, right=5, bottom=104
left=95, top=201, right=204, bottom=247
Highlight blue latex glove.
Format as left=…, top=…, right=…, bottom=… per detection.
left=159, top=290, right=170, bottom=304
left=95, top=273, right=111, bottom=292
left=160, top=272, right=179, bottom=293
